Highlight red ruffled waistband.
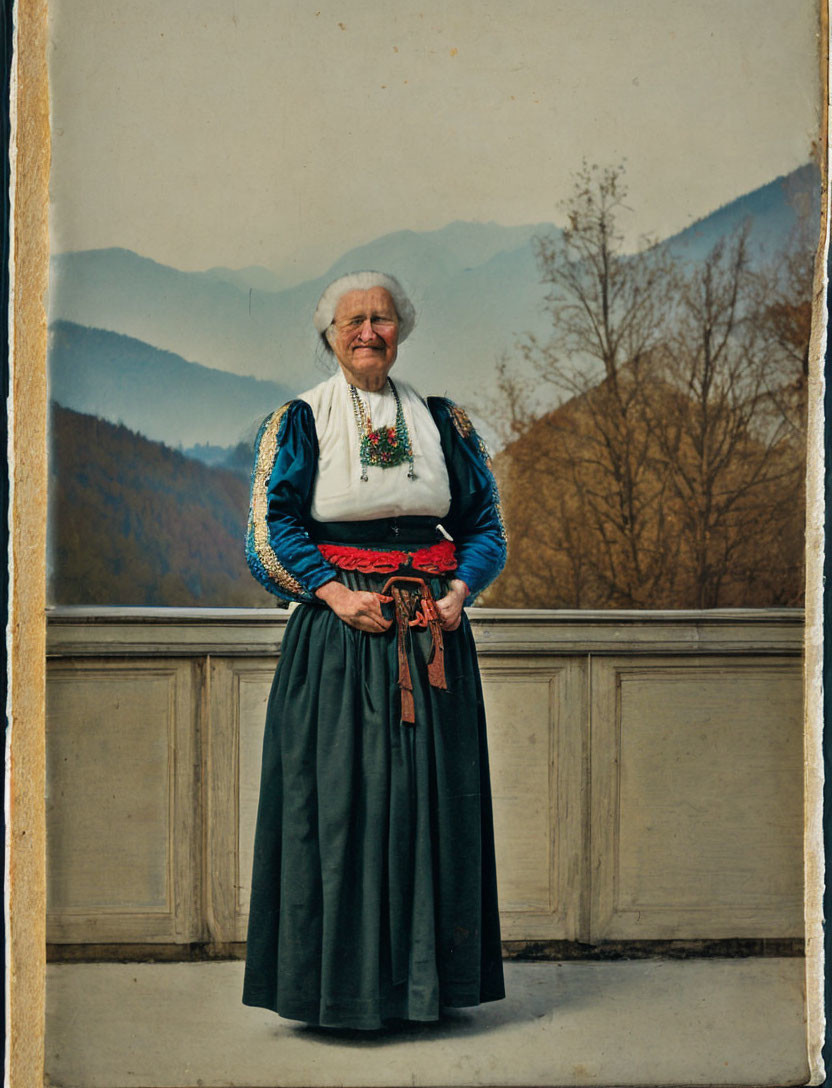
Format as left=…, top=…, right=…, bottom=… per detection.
left=318, top=539, right=458, bottom=575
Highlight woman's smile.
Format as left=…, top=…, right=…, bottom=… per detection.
left=328, top=286, right=400, bottom=390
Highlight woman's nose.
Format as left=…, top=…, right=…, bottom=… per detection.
left=356, top=318, right=377, bottom=341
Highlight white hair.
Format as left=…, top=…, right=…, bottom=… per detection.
left=313, top=270, right=416, bottom=345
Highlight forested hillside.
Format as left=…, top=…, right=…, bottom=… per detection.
left=487, top=376, right=805, bottom=610
left=49, top=404, right=273, bottom=607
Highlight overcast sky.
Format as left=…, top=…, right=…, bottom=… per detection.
left=48, top=0, right=821, bottom=281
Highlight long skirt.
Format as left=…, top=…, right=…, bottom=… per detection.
left=242, top=547, right=505, bottom=1029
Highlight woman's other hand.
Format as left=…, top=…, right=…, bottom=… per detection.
left=315, top=580, right=393, bottom=633
left=435, top=579, right=469, bottom=631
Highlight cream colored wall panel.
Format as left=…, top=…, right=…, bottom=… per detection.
left=46, top=614, right=804, bottom=950
left=46, top=660, right=201, bottom=943
left=482, top=658, right=586, bottom=941
left=591, top=658, right=803, bottom=940
left=483, top=672, right=552, bottom=911
left=208, top=656, right=587, bottom=944
left=206, top=658, right=275, bottom=943
left=237, top=671, right=274, bottom=917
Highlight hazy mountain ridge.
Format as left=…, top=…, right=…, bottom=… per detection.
left=48, top=164, right=820, bottom=429
left=662, top=163, right=820, bottom=262
left=319, top=219, right=556, bottom=286
left=49, top=320, right=293, bottom=449
left=47, top=166, right=818, bottom=608
left=48, top=220, right=567, bottom=399
left=200, top=264, right=289, bottom=293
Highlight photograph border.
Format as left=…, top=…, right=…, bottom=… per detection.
left=6, top=1, right=830, bottom=1083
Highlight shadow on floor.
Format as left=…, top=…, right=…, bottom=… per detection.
left=283, top=962, right=597, bottom=1046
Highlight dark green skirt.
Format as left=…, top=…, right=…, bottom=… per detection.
left=242, top=548, right=505, bottom=1029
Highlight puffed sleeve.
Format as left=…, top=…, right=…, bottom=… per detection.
left=427, top=397, right=507, bottom=604
left=245, top=400, right=338, bottom=606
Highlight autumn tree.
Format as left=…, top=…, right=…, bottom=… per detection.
left=491, top=163, right=679, bottom=607
left=486, top=163, right=812, bottom=609
left=642, top=227, right=805, bottom=606
left=753, top=216, right=815, bottom=446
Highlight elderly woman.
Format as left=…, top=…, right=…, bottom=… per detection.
left=242, top=270, right=506, bottom=1030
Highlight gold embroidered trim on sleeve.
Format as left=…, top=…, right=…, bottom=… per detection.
left=449, top=402, right=474, bottom=438
left=449, top=400, right=508, bottom=546
left=249, top=404, right=307, bottom=597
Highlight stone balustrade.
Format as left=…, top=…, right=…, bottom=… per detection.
left=45, top=607, right=805, bottom=951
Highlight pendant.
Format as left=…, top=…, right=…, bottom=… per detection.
left=348, top=379, right=416, bottom=479
left=359, top=424, right=410, bottom=469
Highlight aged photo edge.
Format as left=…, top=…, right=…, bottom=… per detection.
left=7, top=1, right=831, bottom=1085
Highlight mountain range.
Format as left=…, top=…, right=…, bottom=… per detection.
left=48, top=218, right=558, bottom=403
left=47, top=163, right=820, bottom=450
left=662, top=163, right=819, bottom=263
left=49, top=321, right=292, bottom=449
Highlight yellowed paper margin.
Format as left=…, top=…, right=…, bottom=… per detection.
left=803, top=3, right=831, bottom=1082
left=6, top=0, right=50, bottom=1086
left=6, top=2, right=832, bottom=1087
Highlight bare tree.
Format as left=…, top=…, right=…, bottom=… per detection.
left=643, top=226, right=803, bottom=607
left=495, top=164, right=680, bottom=607
left=529, top=162, right=673, bottom=385
left=485, top=163, right=810, bottom=610
left=753, top=217, right=815, bottom=443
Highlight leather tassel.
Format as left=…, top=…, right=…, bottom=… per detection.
left=382, top=576, right=449, bottom=726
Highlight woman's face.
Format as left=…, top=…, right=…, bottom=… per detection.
left=329, top=287, right=400, bottom=391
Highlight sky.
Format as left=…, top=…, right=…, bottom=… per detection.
left=48, top=0, right=821, bottom=282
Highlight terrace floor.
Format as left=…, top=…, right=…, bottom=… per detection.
left=45, top=957, right=810, bottom=1087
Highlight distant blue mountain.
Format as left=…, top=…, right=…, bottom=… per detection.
left=321, top=220, right=554, bottom=284
left=662, top=163, right=820, bottom=263
left=48, top=164, right=820, bottom=413
left=48, top=321, right=292, bottom=449
left=199, top=264, right=291, bottom=293
left=48, top=220, right=561, bottom=403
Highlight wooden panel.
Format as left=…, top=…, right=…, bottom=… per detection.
left=237, top=670, right=274, bottom=917
left=590, top=658, right=804, bottom=940
left=46, top=623, right=804, bottom=950
left=482, top=657, right=587, bottom=941
left=206, top=657, right=276, bottom=943
left=46, top=660, right=201, bottom=943
left=208, top=655, right=587, bottom=944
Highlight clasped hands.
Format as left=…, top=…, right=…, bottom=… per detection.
left=314, top=578, right=469, bottom=633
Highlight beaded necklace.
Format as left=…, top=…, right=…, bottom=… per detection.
left=348, top=378, right=415, bottom=482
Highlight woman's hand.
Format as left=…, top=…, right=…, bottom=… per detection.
left=315, top=580, right=393, bottom=633
left=435, top=578, right=469, bottom=631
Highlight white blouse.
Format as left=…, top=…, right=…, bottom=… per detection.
left=298, top=372, right=452, bottom=522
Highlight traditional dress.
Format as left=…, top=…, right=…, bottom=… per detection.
left=242, top=372, right=507, bottom=1030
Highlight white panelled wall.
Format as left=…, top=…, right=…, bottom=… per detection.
left=45, top=608, right=805, bottom=951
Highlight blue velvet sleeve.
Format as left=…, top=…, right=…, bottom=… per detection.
left=428, top=398, right=507, bottom=603
left=244, top=400, right=338, bottom=605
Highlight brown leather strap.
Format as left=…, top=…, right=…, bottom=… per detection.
left=389, top=586, right=416, bottom=724
left=381, top=576, right=448, bottom=725
left=414, top=589, right=447, bottom=692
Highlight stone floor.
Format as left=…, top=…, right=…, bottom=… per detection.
left=45, top=958, right=810, bottom=1088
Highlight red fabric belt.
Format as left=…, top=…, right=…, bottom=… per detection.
left=317, top=539, right=457, bottom=574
